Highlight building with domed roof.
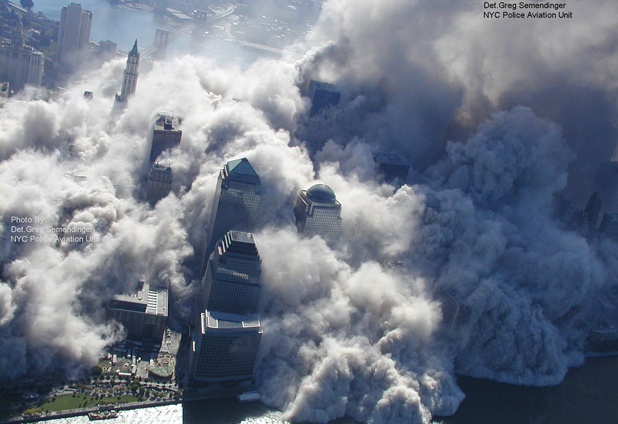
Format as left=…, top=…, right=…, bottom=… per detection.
left=293, top=183, right=342, bottom=243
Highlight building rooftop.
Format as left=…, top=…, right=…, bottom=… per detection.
left=109, top=280, right=168, bottom=317
left=129, top=39, right=139, bottom=56
left=149, top=164, right=173, bottom=183
left=308, top=80, right=339, bottom=94
left=154, top=114, right=181, bottom=132
left=227, top=158, right=258, bottom=177
left=307, top=184, right=337, bottom=203
left=218, top=231, right=260, bottom=258
left=373, top=152, right=408, bottom=166
left=228, top=230, right=255, bottom=244
left=201, top=310, right=261, bottom=333
left=224, top=158, right=260, bottom=185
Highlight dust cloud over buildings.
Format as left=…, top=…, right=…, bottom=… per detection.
left=1, top=0, right=618, bottom=423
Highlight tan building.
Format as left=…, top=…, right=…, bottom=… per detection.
left=56, top=2, right=92, bottom=67
left=116, top=40, right=139, bottom=102
left=0, top=24, right=43, bottom=94
left=149, top=114, right=182, bottom=163
left=146, top=163, right=173, bottom=205
left=107, top=279, right=168, bottom=342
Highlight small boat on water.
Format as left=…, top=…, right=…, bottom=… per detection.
left=237, top=391, right=261, bottom=403
left=88, top=409, right=119, bottom=420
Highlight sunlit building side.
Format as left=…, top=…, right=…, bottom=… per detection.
left=294, top=184, right=342, bottom=243
left=201, top=158, right=261, bottom=276
left=201, top=231, right=262, bottom=315
left=189, top=310, right=262, bottom=385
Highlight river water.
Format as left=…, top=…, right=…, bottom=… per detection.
left=36, top=0, right=175, bottom=52
left=37, top=356, right=618, bottom=424
left=35, top=0, right=260, bottom=66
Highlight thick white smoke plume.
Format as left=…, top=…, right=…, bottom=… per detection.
left=2, top=0, right=618, bottom=422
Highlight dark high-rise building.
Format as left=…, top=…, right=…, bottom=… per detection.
left=146, top=164, right=173, bottom=205
left=201, top=158, right=261, bottom=275
left=149, top=115, right=182, bottom=163
left=435, top=286, right=471, bottom=335
left=373, top=153, right=410, bottom=186
left=0, top=82, right=8, bottom=98
left=201, top=231, right=261, bottom=315
left=56, top=3, right=92, bottom=67
left=600, top=213, right=618, bottom=238
left=107, top=279, right=168, bottom=342
left=294, top=184, right=342, bottom=243
left=116, top=40, right=139, bottom=102
left=307, top=80, right=340, bottom=116
left=0, top=21, right=44, bottom=93
left=593, top=161, right=618, bottom=212
left=189, top=310, right=262, bottom=384
left=584, top=192, right=603, bottom=231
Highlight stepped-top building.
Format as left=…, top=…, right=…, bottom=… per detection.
left=201, top=158, right=261, bottom=276
left=201, top=231, right=262, bottom=315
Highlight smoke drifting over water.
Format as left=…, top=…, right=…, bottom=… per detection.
left=2, top=0, right=618, bottom=422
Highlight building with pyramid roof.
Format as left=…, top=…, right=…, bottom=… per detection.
left=116, top=40, right=139, bottom=102
left=200, top=158, right=261, bottom=276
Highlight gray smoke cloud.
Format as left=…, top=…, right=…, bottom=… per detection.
left=2, top=0, right=618, bottom=422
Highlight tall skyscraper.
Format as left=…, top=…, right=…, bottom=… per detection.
left=55, top=3, right=92, bottom=67
left=434, top=286, right=472, bottom=335
left=146, top=163, right=173, bottom=205
left=201, top=158, right=261, bottom=275
left=0, top=21, right=43, bottom=93
left=600, top=213, right=618, bottom=238
left=189, top=310, right=262, bottom=384
left=307, top=80, right=340, bottom=116
left=373, top=152, right=410, bottom=186
left=201, top=231, right=261, bottom=315
left=294, top=184, right=342, bottom=243
left=584, top=192, right=603, bottom=231
left=116, top=40, right=139, bottom=102
left=149, top=115, right=182, bottom=163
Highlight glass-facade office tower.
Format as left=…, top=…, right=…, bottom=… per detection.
left=201, top=158, right=261, bottom=276
left=189, top=310, right=262, bottom=384
left=145, top=163, right=172, bottom=205
left=294, top=184, right=342, bottom=243
left=202, top=231, right=261, bottom=315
